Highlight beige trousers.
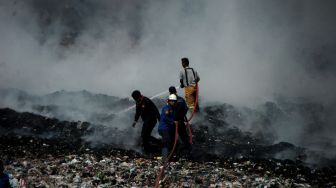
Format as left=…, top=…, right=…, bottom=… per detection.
left=184, top=85, right=196, bottom=109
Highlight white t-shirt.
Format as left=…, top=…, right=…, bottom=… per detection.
left=179, top=66, right=200, bottom=86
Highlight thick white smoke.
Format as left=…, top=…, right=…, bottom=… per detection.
left=1, top=0, right=335, bottom=105
left=1, top=0, right=336, bottom=158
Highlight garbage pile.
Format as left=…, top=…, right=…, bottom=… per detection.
left=2, top=147, right=336, bottom=187
left=6, top=150, right=335, bottom=187
left=1, top=108, right=336, bottom=187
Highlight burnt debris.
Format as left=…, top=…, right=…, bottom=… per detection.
left=1, top=107, right=336, bottom=187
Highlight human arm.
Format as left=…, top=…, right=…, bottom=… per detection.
left=180, top=79, right=184, bottom=88
left=179, top=71, right=185, bottom=88
left=133, top=104, right=141, bottom=127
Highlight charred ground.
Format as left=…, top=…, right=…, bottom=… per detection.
left=1, top=102, right=336, bottom=186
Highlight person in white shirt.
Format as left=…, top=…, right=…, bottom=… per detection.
left=179, top=57, right=200, bottom=111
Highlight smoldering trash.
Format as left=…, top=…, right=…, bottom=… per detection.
left=1, top=103, right=336, bottom=187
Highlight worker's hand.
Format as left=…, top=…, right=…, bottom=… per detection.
left=180, top=84, right=184, bottom=88
left=132, top=121, right=137, bottom=128
left=174, top=121, right=179, bottom=125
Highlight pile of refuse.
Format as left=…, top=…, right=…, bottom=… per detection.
left=1, top=108, right=336, bottom=187
left=2, top=147, right=336, bottom=187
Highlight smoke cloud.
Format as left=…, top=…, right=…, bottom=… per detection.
left=1, top=0, right=336, bottom=104
left=1, top=0, right=336, bottom=158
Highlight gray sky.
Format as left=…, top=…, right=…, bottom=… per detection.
left=0, top=0, right=336, bottom=106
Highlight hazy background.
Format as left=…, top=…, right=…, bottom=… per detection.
left=1, top=0, right=336, bottom=159
left=1, top=0, right=335, bottom=105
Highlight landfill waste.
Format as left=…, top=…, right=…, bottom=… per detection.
left=1, top=146, right=336, bottom=187
left=1, top=105, right=336, bottom=187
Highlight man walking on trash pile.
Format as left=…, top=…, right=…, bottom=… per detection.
left=179, top=57, right=200, bottom=112
left=158, top=94, right=178, bottom=161
left=131, top=90, right=161, bottom=153
left=168, top=86, right=192, bottom=154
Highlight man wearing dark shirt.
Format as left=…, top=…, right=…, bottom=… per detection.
left=0, top=160, right=11, bottom=188
left=131, top=90, right=161, bottom=153
left=168, top=86, right=191, bottom=152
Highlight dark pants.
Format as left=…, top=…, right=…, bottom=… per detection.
left=177, top=120, right=191, bottom=149
left=141, top=118, right=160, bottom=152
left=159, top=128, right=175, bottom=160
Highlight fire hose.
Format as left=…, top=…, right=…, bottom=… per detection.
left=154, top=82, right=199, bottom=187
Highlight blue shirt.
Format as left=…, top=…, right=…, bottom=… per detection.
left=0, top=173, right=10, bottom=188
left=158, top=104, right=175, bottom=131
